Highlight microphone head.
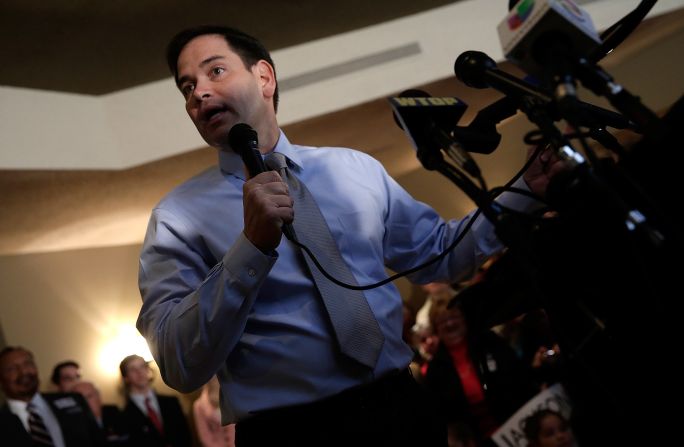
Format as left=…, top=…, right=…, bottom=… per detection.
left=228, top=123, right=258, bottom=155
left=388, top=90, right=467, bottom=135
left=454, top=51, right=497, bottom=89
left=399, top=89, right=430, bottom=97
left=392, top=89, right=430, bottom=129
left=388, top=90, right=468, bottom=165
left=498, top=0, right=601, bottom=76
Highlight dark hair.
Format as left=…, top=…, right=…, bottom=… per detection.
left=50, top=360, right=80, bottom=386
left=523, top=409, right=569, bottom=444
left=166, top=25, right=279, bottom=112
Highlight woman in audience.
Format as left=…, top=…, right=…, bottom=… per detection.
left=423, top=295, right=536, bottom=444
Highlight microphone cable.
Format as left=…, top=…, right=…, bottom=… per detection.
left=291, top=145, right=549, bottom=291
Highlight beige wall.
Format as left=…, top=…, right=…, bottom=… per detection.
left=0, top=244, right=191, bottom=407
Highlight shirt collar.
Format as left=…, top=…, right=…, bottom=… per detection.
left=7, top=392, right=45, bottom=414
left=6, top=397, right=29, bottom=414
left=218, top=129, right=303, bottom=179
left=129, top=389, right=155, bottom=402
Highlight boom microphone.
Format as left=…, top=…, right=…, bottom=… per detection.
left=455, top=51, right=548, bottom=101
left=227, top=123, right=297, bottom=242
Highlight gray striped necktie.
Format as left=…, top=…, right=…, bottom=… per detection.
left=27, top=402, right=55, bottom=446
left=265, top=152, right=385, bottom=368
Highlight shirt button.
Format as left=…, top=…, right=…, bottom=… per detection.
left=248, top=268, right=257, bottom=277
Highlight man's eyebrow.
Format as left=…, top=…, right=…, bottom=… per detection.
left=177, top=55, right=226, bottom=87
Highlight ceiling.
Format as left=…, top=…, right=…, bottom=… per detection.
left=1, top=1, right=684, bottom=256
left=0, top=0, right=457, bottom=95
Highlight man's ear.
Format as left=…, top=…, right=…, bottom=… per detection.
left=254, top=60, right=276, bottom=102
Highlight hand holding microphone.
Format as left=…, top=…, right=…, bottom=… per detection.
left=227, top=123, right=295, bottom=252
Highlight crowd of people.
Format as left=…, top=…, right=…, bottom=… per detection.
left=1, top=269, right=569, bottom=447
left=403, top=252, right=567, bottom=447
left=0, top=347, right=233, bottom=447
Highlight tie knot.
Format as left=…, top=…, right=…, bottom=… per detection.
left=264, top=152, right=288, bottom=171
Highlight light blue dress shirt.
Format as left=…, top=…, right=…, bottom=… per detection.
left=137, top=131, right=534, bottom=423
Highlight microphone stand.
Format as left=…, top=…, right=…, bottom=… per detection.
left=473, top=64, right=668, bottom=253
left=413, top=132, right=531, bottom=242
left=573, top=58, right=666, bottom=137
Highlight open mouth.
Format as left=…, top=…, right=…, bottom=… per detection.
left=201, top=104, right=229, bottom=124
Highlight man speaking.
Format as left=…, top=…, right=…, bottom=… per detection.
left=136, top=25, right=564, bottom=446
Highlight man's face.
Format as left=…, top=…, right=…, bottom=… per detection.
left=176, top=34, right=273, bottom=149
left=0, top=349, right=39, bottom=401
left=57, top=365, right=81, bottom=392
left=123, top=357, right=151, bottom=391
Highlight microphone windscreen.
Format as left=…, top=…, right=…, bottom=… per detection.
left=392, top=89, right=431, bottom=129
left=454, top=51, right=496, bottom=89
left=228, top=123, right=258, bottom=156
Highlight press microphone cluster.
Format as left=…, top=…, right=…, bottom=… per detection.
left=454, top=51, right=635, bottom=131
left=495, top=0, right=661, bottom=134
left=227, top=123, right=298, bottom=242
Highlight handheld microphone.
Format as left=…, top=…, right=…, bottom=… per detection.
left=499, top=0, right=601, bottom=79
left=388, top=90, right=480, bottom=176
left=227, top=123, right=297, bottom=242
left=228, top=123, right=267, bottom=177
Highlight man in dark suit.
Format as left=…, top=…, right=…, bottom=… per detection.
left=119, top=354, right=191, bottom=447
left=0, top=346, right=104, bottom=447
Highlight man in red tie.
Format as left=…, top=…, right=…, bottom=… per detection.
left=119, top=355, right=191, bottom=447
